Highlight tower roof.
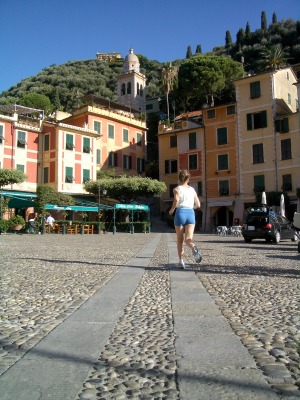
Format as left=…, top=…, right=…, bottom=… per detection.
left=124, top=48, right=139, bottom=73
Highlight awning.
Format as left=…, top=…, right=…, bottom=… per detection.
left=0, top=191, right=37, bottom=209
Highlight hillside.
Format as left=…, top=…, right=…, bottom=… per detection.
left=1, top=14, right=299, bottom=114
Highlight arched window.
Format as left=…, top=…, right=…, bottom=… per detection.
left=121, top=83, right=125, bottom=96
left=137, top=82, right=140, bottom=95
left=127, top=82, right=131, bottom=94
left=140, top=84, right=143, bottom=97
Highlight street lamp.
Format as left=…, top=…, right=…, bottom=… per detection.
left=98, top=186, right=107, bottom=233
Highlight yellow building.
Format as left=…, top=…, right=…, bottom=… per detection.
left=234, top=67, right=299, bottom=221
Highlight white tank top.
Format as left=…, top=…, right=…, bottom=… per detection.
left=177, top=185, right=195, bottom=208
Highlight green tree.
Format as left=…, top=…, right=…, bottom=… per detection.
left=195, top=44, right=202, bottom=54
left=245, top=22, right=251, bottom=41
left=84, top=176, right=166, bottom=204
left=19, top=92, right=53, bottom=114
left=36, top=185, right=75, bottom=215
left=225, top=30, right=233, bottom=48
left=272, top=12, right=278, bottom=24
left=186, top=45, right=193, bottom=59
left=0, top=169, right=27, bottom=188
left=161, top=63, right=178, bottom=121
left=261, top=11, right=267, bottom=31
left=259, top=44, right=288, bottom=70
left=177, top=55, right=243, bottom=108
left=236, top=28, right=246, bottom=46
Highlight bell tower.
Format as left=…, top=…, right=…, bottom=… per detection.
left=117, top=48, right=146, bottom=112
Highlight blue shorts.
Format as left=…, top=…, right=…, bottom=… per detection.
left=174, top=208, right=195, bottom=227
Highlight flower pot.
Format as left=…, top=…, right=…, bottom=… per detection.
left=11, top=224, right=23, bottom=231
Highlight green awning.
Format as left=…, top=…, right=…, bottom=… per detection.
left=0, top=191, right=37, bottom=209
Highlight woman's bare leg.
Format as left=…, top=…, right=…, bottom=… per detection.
left=184, top=224, right=196, bottom=250
left=175, top=225, right=185, bottom=260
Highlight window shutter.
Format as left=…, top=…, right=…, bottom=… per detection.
left=261, top=111, right=267, bottom=128
left=282, top=118, right=289, bottom=133
left=247, top=114, right=252, bottom=130
left=114, top=152, right=118, bottom=167
left=165, top=160, right=169, bottom=174
left=129, top=156, right=132, bottom=169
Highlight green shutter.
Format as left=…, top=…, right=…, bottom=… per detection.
left=97, top=149, right=101, bottom=164
left=247, top=114, right=252, bottom=130
left=261, top=111, right=267, bottom=128
left=83, top=169, right=90, bottom=183
left=65, top=167, right=73, bottom=183
left=282, top=118, right=289, bottom=133
left=189, top=132, right=196, bottom=150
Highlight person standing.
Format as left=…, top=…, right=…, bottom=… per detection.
left=169, top=170, right=202, bottom=269
left=46, top=214, right=55, bottom=227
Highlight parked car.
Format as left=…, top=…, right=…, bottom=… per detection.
left=242, top=206, right=297, bottom=243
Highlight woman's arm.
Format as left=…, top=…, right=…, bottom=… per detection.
left=169, top=187, right=179, bottom=215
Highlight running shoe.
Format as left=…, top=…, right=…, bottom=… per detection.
left=177, top=260, right=185, bottom=269
left=193, top=246, right=202, bottom=263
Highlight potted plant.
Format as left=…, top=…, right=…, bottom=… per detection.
left=0, top=219, right=10, bottom=234
left=8, top=215, right=26, bottom=231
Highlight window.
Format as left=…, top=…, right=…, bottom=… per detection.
left=17, top=131, right=26, bottom=148
left=137, top=83, right=140, bottom=95
left=275, top=117, right=289, bottom=133
left=219, top=180, right=229, bottom=195
left=247, top=111, right=267, bottom=130
left=44, top=134, right=49, bottom=151
left=83, top=137, right=91, bottom=153
left=253, top=143, right=264, bottom=164
left=189, top=154, right=198, bottom=170
left=169, top=184, right=177, bottom=198
left=288, top=93, right=291, bottom=105
left=281, top=139, right=292, bottom=160
left=82, top=169, right=90, bottom=183
left=108, top=151, right=118, bottom=167
left=189, top=132, right=196, bottom=150
left=137, top=132, right=142, bottom=146
left=121, top=83, right=125, bottom=96
left=250, top=81, right=261, bottom=98
left=65, top=167, right=74, bottom=183
left=0, top=125, right=4, bottom=144
left=254, top=175, right=265, bottom=192
left=170, top=136, right=177, bottom=148
left=66, top=134, right=74, bottom=150
left=197, top=181, right=203, bottom=196
left=165, top=159, right=178, bottom=174
left=123, top=155, right=132, bottom=170
left=217, top=127, right=227, bottom=145
left=16, top=164, right=25, bottom=172
left=227, top=105, right=236, bottom=115
left=282, top=174, right=292, bottom=191
left=43, top=167, right=49, bottom=184
left=207, top=109, right=216, bottom=119
left=218, top=154, right=228, bottom=170
left=97, top=149, right=101, bottom=164
left=94, top=121, right=101, bottom=134
left=123, top=129, right=129, bottom=142
left=127, top=82, right=131, bottom=94
left=140, top=84, right=143, bottom=97
left=108, top=124, right=115, bottom=139
left=137, top=158, right=145, bottom=173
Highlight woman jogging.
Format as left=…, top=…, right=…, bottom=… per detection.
left=169, top=170, right=202, bottom=269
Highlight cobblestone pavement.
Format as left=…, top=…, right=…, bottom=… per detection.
left=191, top=234, right=300, bottom=398
left=0, top=230, right=299, bottom=399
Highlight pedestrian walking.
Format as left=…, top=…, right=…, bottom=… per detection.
left=169, top=169, right=202, bottom=269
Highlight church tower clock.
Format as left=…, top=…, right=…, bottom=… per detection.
left=117, top=48, right=146, bottom=112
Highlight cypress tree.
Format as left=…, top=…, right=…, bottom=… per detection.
left=272, top=12, right=277, bottom=24
left=261, top=11, right=267, bottom=31
left=195, top=44, right=202, bottom=54
left=225, top=30, right=233, bottom=48
left=245, top=22, right=251, bottom=40
left=186, top=45, right=193, bottom=59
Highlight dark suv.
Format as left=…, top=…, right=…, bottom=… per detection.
left=242, top=206, right=297, bottom=243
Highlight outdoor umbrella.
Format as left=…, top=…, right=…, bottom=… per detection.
left=261, top=191, right=267, bottom=205
left=280, top=194, right=285, bottom=217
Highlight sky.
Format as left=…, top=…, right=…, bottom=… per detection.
left=1, top=0, right=300, bottom=93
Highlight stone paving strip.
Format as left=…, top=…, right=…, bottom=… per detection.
left=188, top=235, right=300, bottom=399
left=76, top=235, right=179, bottom=400
left=0, top=233, right=153, bottom=376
